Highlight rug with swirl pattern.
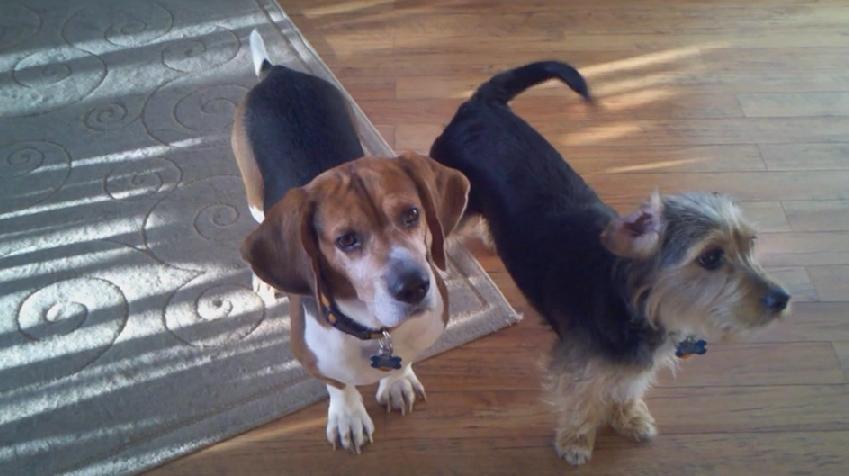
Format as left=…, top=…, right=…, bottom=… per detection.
left=0, top=1, right=519, bottom=474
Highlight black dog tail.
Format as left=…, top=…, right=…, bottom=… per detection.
left=473, top=61, right=592, bottom=104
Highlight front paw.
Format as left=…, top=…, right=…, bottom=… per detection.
left=611, top=399, right=657, bottom=442
left=326, top=387, right=374, bottom=454
left=375, top=365, right=426, bottom=415
left=554, top=429, right=596, bottom=466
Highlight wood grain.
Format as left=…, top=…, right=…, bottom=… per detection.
left=783, top=200, right=849, bottom=231
left=151, top=0, right=849, bottom=474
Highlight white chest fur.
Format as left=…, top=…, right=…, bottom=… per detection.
left=303, top=293, right=445, bottom=386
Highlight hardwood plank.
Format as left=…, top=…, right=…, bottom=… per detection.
left=360, top=93, right=743, bottom=125
left=395, top=28, right=849, bottom=50
left=151, top=431, right=849, bottom=476
left=396, top=118, right=849, bottom=151
left=784, top=200, right=849, bottom=231
left=761, top=143, right=849, bottom=171
left=657, top=342, right=845, bottom=387
left=415, top=340, right=844, bottom=391
left=648, top=384, right=849, bottom=434
left=758, top=231, right=849, bottom=266
left=341, top=45, right=849, bottom=83
left=567, top=145, right=766, bottom=174
left=398, top=69, right=849, bottom=100
left=739, top=92, right=849, bottom=118
left=283, top=0, right=395, bottom=15
left=738, top=201, right=790, bottom=232
left=753, top=302, right=849, bottom=343
left=373, top=124, right=395, bottom=149
left=335, top=75, right=396, bottom=100
left=384, top=10, right=849, bottom=37
left=545, top=118, right=849, bottom=147
left=765, top=266, right=818, bottom=302
left=581, top=172, right=849, bottom=208
left=832, top=342, right=849, bottom=381
left=333, top=49, right=632, bottom=77
left=808, top=265, right=849, bottom=301
left=177, top=384, right=849, bottom=442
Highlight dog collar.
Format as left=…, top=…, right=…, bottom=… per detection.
left=675, top=336, right=707, bottom=359
left=638, top=291, right=706, bottom=359
left=313, top=295, right=403, bottom=372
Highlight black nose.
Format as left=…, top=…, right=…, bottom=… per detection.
left=764, top=287, right=790, bottom=312
left=390, top=270, right=430, bottom=304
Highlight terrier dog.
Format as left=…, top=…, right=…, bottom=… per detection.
left=430, top=61, right=791, bottom=465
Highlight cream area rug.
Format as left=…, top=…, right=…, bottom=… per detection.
left=0, top=1, right=519, bottom=474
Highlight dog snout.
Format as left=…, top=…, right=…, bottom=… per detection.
left=763, top=286, right=790, bottom=312
left=389, top=268, right=430, bottom=304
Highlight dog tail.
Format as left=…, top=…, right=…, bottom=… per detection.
left=249, top=29, right=272, bottom=78
left=473, top=61, right=592, bottom=104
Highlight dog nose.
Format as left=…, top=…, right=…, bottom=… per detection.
left=764, top=287, right=790, bottom=312
left=390, top=271, right=430, bottom=304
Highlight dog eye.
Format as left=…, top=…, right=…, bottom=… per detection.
left=335, top=231, right=360, bottom=251
left=401, top=207, right=419, bottom=228
left=697, top=247, right=724, bottom=271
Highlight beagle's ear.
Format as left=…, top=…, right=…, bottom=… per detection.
left=240, top=188, right=321, bottom=296
left=397, top=153, right=470, bottom=270
left=601, top=191, right=664, bottom=259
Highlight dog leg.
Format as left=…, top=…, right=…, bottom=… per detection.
left=546, top=355, right=607, bottom=465
left=552, top=397, right=603, bottom=465
left=548, top=374, right=604, bottom=464
left=326, top=384, right=374, bottom=453
left=609, top=369, right=658, bottom=441
left=375, top=363, right=426, bottom=415
left=610, top=398, right=657, bottom=442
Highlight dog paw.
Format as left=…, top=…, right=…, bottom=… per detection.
left=611, top=399, right=657, bottom=442
left=555, top=440, right=593, bottom=465
left=375, top=365, right=426, bottom=415
left=615, top=415, right=658, bottom=442
left=326, top=386, right=374, bottom=454
left=554, top=431, right=595, bottom=466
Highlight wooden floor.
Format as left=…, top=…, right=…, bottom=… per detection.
left=153, top=1, right=849, bottom=474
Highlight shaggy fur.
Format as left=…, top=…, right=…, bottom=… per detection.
left=430, top=61, right=791, bottom=465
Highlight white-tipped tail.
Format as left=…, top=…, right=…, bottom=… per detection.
left=249, top=29, right=269, bottom=76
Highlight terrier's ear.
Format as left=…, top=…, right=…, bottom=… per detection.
left=601, top=191, right=664, bottom=259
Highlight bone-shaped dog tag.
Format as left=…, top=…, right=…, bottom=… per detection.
left=675, top=336, right=707, bottom=359
left=370, top=330, right=402, bottom=371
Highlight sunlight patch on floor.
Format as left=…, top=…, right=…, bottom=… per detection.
left=560, top=122, right=645, bottom=146
left=302, top=0, right=394, bottom=18
left=605, top=157, right=709, bottom=174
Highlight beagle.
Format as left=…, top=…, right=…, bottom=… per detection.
left=231, top=31, right=470, bottom=453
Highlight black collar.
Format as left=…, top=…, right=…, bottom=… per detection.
left=304, top=296, right=386, bottom=340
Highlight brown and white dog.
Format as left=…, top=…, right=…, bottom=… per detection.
left=232, top=31, right=469, bottom=453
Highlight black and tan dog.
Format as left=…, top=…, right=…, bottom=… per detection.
left=233, top=31, right=469, bottom=453
left=430, top=62, right=790, bottom=465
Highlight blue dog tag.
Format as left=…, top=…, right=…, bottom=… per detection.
left=676, top=337, right=707, bottom=358
left=370, top=330, right=402, bottom=371
left=370, top=353, right=402, bottom=371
